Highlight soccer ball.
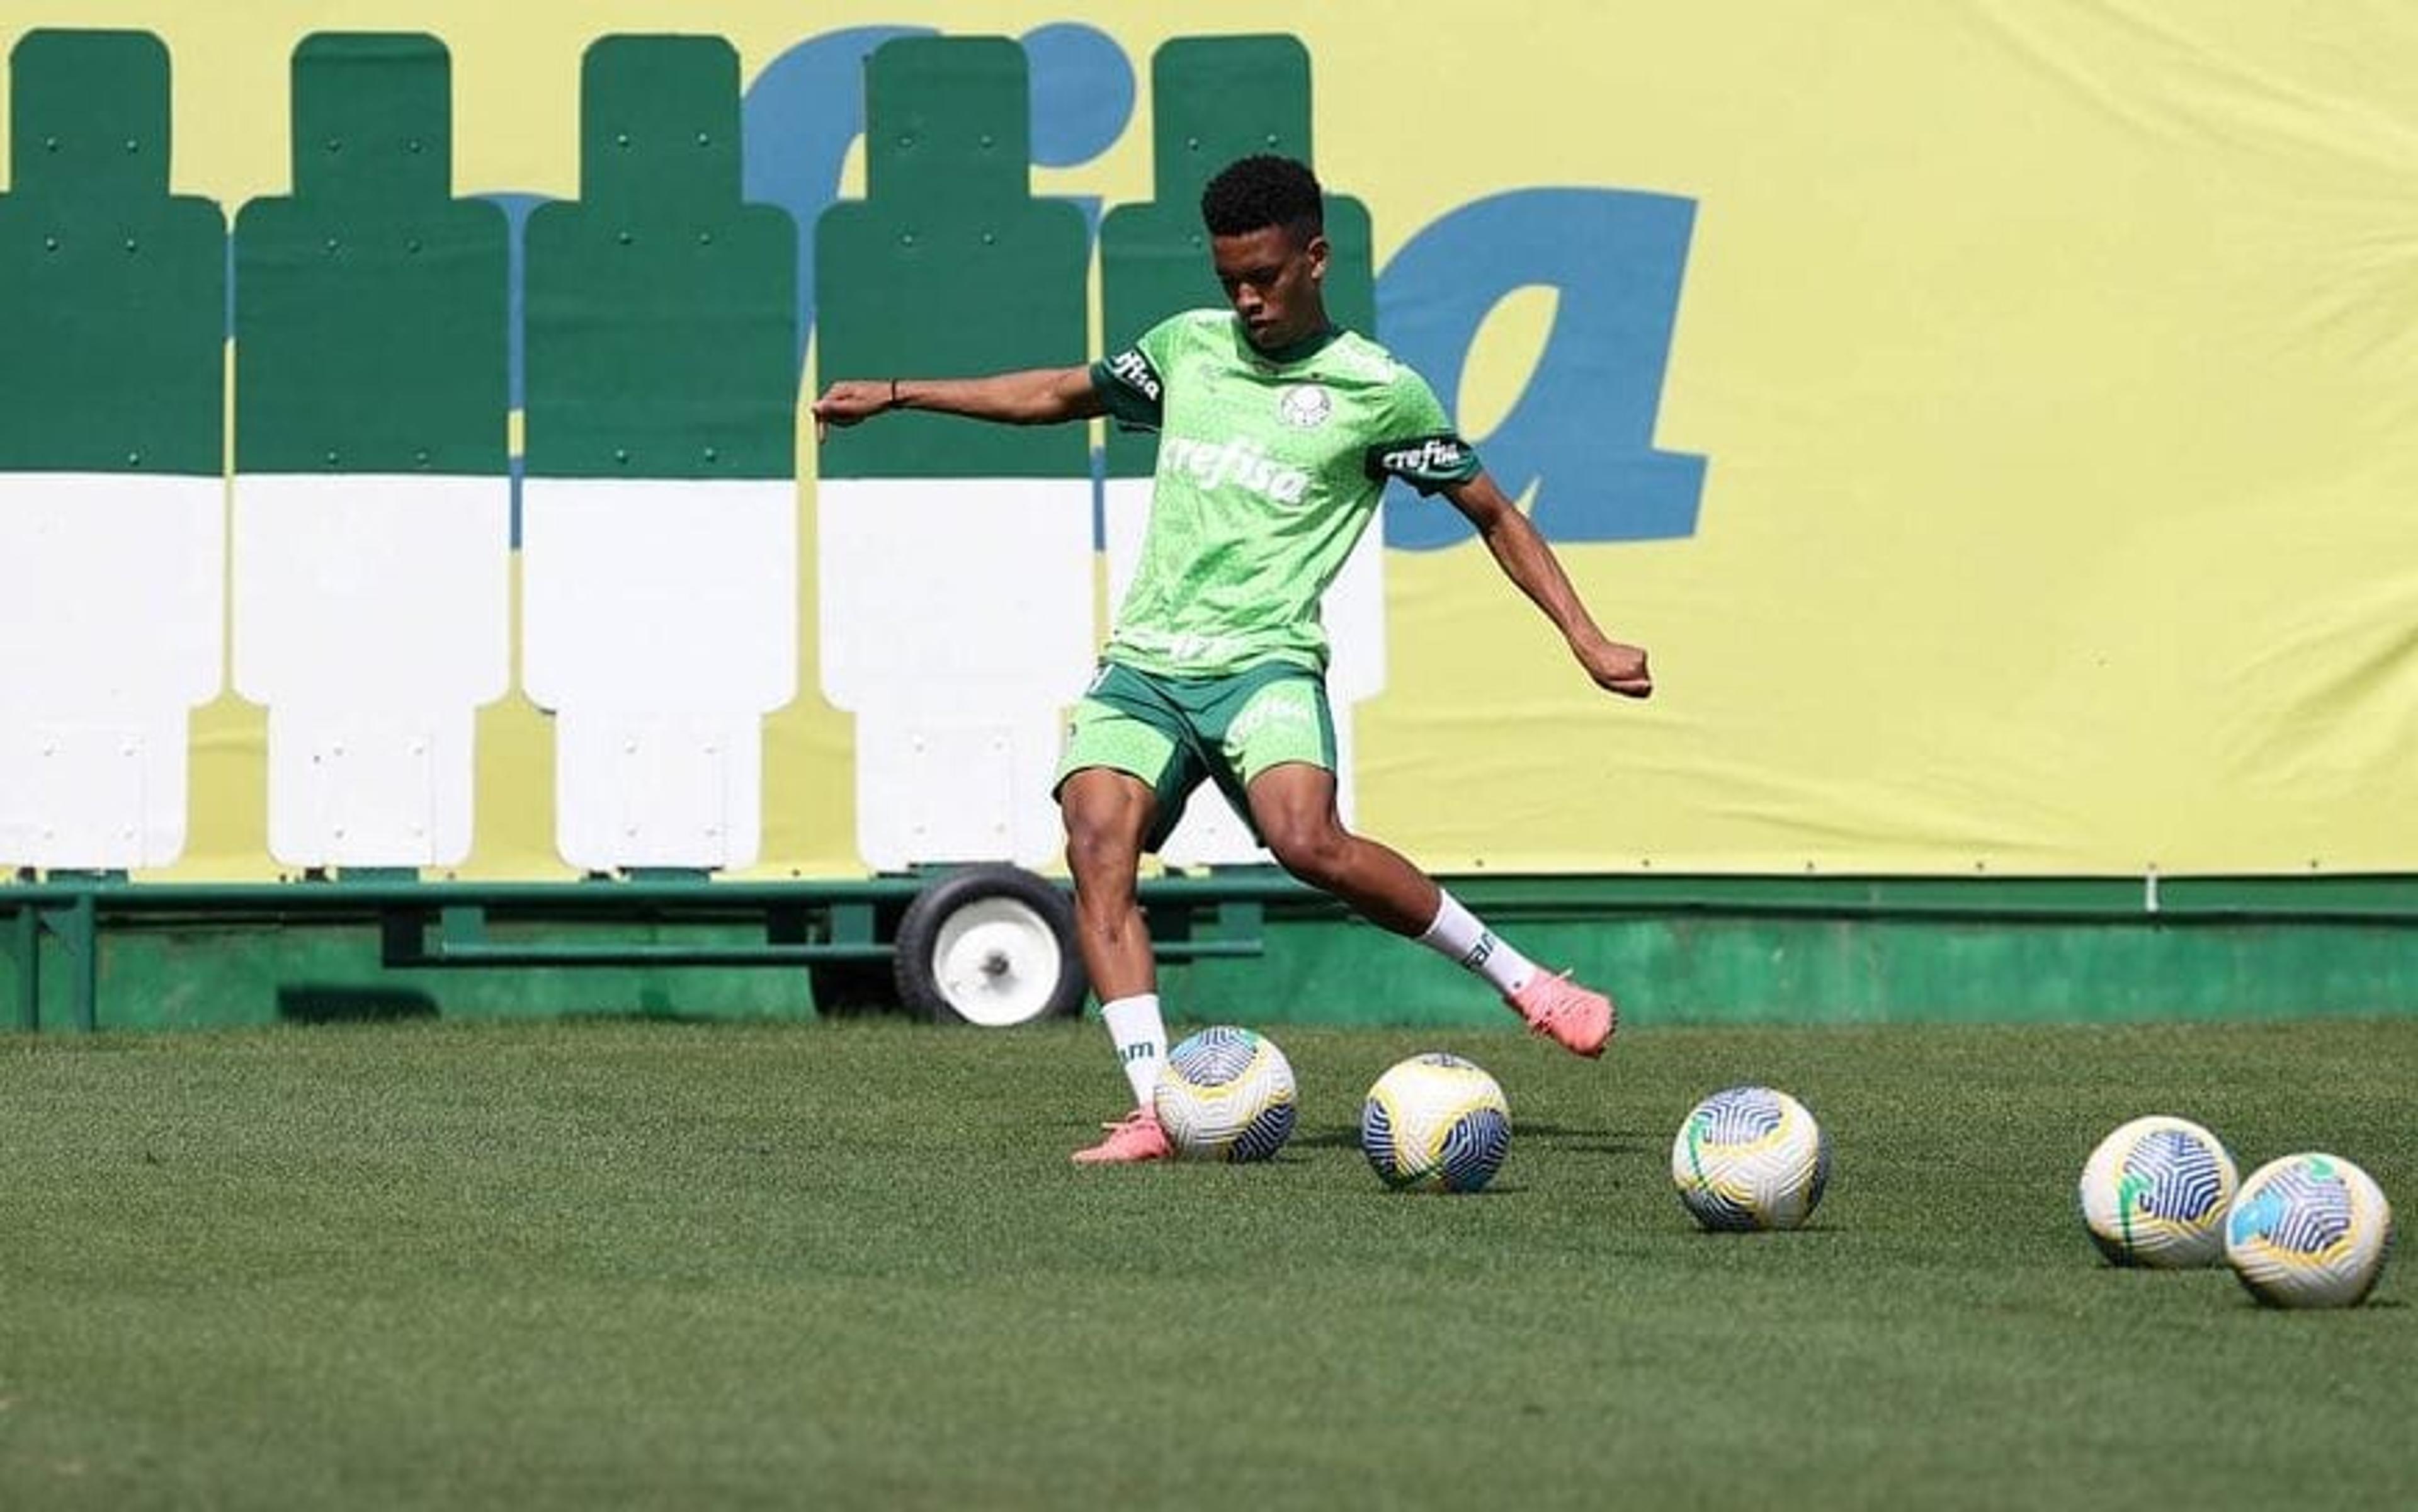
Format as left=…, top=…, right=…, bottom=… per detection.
left=2077, top=1115, right=2240, bottom=1268
left=2224, top=1152, right=2395, bottom=1309
left=1359, top=1053, right=1511, bottom=1193
left=1670, top=1085, right=1831, bottom=1231
left=1152, top=1026, right=1297, bottom=1162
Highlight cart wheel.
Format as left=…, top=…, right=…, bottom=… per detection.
left=893, top=865, right=1088, bottom=1026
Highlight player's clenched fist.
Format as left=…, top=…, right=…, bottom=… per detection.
left=1579, top=637, right=1652, bottom=699
left=810, top=379, right=896, bottom=440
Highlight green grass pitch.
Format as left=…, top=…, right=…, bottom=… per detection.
left=2, top=1018, right=2412, bottom=1509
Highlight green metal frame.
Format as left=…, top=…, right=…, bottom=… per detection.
left=6, top=870, right=2418, bottom=1033
left=1, top=887, right=99, bottom=1031
left=0, top=871, right=1287, bottom=1033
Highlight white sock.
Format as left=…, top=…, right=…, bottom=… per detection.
left=1099, top=994, right=1167, bottom=1111
left=1416, top=890, right=1538, bottom=996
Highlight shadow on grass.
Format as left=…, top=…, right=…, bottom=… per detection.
left=1520, top=1121, right=1658, bottom=1156
left=1291, top=1121, right=1654, bottom=1158
left=555, top=1007, right=756, bottom=1026
left=1291, top=1127, right=1363, bottom=1151
left=806, top=962, right=904, bottom=1021
left=1683, top=1222, right=1846, bottom=1239
left=277, top=984, right=440, bottom=1025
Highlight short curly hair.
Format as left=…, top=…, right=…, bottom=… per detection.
left=1200, top=154, right=1324, bottom=242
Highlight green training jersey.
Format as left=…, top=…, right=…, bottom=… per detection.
left=1089, top=310, right=1481, bottom=676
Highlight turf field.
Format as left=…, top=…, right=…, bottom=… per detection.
left=2, top=1017, right=2412, bottom=1510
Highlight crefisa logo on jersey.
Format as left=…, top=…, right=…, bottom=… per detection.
left=1159, top=435, right=1312, bottom=504
left=1380, top=436, right=1467, bottom=475
left=1109, top=349, right=1163, bottom=403
left=1277, top=383, right=1332, bottom=428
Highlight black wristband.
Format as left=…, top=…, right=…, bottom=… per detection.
left=889, top=377, right=901, bottom=410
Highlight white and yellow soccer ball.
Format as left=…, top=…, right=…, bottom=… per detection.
left=1670, top=1085, right=1831, bottom=1231
left=1152, top=1026, right=1298, bottom=1162
left=2077, top=1115, right=2240, bottom=1268
left=1359, top=1053, right=1512, bottom=1193
left=2224, top=1152, right=2395, bottom=1309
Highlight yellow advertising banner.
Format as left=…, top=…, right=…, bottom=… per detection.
left=1, top=3, right=2410, bottom=880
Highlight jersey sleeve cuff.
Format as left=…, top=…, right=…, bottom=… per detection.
left=1364, top=434, right=1484, bottom=495
left=1089, top=357, right=1164, bottom=430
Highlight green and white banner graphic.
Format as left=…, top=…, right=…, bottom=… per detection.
left=0, top=31, right=223, bottom=870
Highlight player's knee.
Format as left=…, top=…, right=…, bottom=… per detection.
left=1064, top=820, right=1132, bottom=880
left=1263, top=816, right=1350, bottom=885
left=1062, top=798, right=1145, bottom=882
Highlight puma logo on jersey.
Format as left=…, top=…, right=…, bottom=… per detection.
left=1161, top=435, right=1312, bottom=505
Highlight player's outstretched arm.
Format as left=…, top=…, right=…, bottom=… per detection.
left=1446, top=472, right=1653, bottom=700
left=811, top=366, right=1106, bottom=440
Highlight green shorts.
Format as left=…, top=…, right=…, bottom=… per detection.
left=1053, top=661, right=1338, bottom=853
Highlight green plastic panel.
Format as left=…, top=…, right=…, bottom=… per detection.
left=1, top=919, right=817, bottom=1032
left=0, top=29, right=224, bottom=475
left=1159, top=875, right=2418, bottom=1027
left=815, top=36, right=1089, bottom=481
left=233, top=33, right=507, bottom=475
left=1098, top=36, right=1375, bottom=479
left=1185, top=909, right=2418, bottom=1028
left=524, top=35, right=795, bottom=480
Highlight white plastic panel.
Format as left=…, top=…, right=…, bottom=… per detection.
left=0, top=720, right=160, bottom=870
left=0, top=472, right=222, bottom=868
left=524, top=477, right=797, bottom=713
left=261, top=707, right=468, bottom=868
left=523, top=477, right=797, bottom=872
left=232, top=472, right=509, bottom=868
left=851, top=710, right=1065, bottom=870
left=817, top=477, right=1093, bottom=868
left=552, top=709, right=756, bottom=872
left=817, top=477, right=1094, bottom=709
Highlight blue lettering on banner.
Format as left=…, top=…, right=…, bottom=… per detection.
left=475, top=23, right=1701, bottom=546
left=1377, top=190, right=1705, bottom=547
left=740, top=23, right=938, bottom=375
left=739, top=22, right=1134, bottom=373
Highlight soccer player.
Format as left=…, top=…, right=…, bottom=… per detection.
left=813, top=154, right=1653, bottom=1163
